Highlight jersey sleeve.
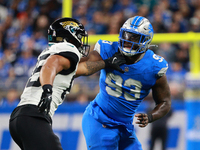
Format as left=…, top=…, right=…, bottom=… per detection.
left=51, top=43, right=80, bottom=72
left=93, top=39, right=117, bottom=60
left=93, top=40, right=102, bottom=55
left=153, top=54, right=168, bottom=78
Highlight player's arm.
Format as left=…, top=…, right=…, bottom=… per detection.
left=38, top=55, right=71, bottom=114
left=76, top=51, right=126, bottom=77
left=75, top=51, right=104, bottom=77
left=135, top=75, right=171, bottom=127
left=150, top=74, right=171, bottom=121
left=40, top=55, right=71, bottom=85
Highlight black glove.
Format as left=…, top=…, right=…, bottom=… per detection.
left=135, top=113, right=153, bottom=127
left=104, top=52, right=126, bottom=73
left=38, top=84, right=52, bottom=114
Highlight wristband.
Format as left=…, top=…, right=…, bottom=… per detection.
left=42, top=84, right=53, bottom=93
left=147, top=113, right=153, bottom=123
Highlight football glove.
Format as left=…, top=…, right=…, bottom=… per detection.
left=135, top=113, right=153, bottom=128
left=104, top=52, right=126, bottom=73
left=38, top=84, right=52, bottom=114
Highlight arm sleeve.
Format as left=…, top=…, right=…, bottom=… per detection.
left=93, top=40, right=102, bottom=54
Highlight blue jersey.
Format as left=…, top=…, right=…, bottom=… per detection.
left=86, top=39, right=168, bottom=130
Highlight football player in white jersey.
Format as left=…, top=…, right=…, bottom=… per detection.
left=76, top=16, right=171, bottom=150
left=9, top=17, right=125, bottom=150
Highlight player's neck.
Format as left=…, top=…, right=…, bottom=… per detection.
left=125, top=53, right=145, bottom=64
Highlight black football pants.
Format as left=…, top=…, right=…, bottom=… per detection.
left=9, top=105, right=63, bottom=150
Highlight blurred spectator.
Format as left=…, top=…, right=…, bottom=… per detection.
left=14, top=44, right=37, bottom=77
left=42, top=0, right=62, bottom=23
left=167, top=62, right=187, bottom=83
left=136, top=0, right=158, bottom=12
left=154, top=0, right=172, bottom=29
left=175, top=42, right=190, bottom=71
left=166, top=62, right=187, bottom=100
left=149, top=107, right=173, bottom=150
left=73, top=3, right=88, bottom=21
left=189, top=17, right=200, bottom=32
left=113, top=0, right=137, bottom=18
left=0, top=58, right=11, bottom=81
left=0, top=2, right=8, bottom=23
left=137, top=4, right=150, bottom=18
left=0, top=88, right=19, bottom=107
left=107, top=11, right=124, bottom=34
left=33, top=14, right=49, bottom=36
left=157, top=43, right=177, bottom=62
left=76, top=93, right=90, bottom=105
left=3, top=48, right=17, bottom=65
left=87, top=11, right=108, bottom=34
left=100, top=0, right=116, bottom=14
left=26, top=0, right=40, bottom=21
left=169, top=81, right=185, bottom=100
left=172, top=11, right=189, bottom=32
left=32, top=30, right=48, bottom=56
left=17, top=12, right=33, bottom=51
left=168, top=21, right=181, bottom=32
left=150, top=12, right=168, bottom=33
left=189, top=9, right=200, bottom=31
left=70, top=72, right=100, bottom=100
left=4, top=67, right=17, bottom=89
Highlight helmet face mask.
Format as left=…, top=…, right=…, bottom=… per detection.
left=48, top=18, right=90, bottom=57
left=78, top=34, right=90, bottom=57
left=118, top=16, right=154, bottom=56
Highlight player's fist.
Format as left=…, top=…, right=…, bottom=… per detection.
left=135, top=113, right=152, bottom=128
left=104, top=52, right=126, bottom=73
left=38, top=84, right=52, bottom=114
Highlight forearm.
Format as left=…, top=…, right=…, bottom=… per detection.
left=76, top=60, right=105, bottom=77
left=85, top=60, right=105, bottom=75
left=149, top=75, right=171, bottom=122
left=150, top=100, right=171, bottom=122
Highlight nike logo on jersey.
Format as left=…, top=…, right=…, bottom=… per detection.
left=112, top=57, right=117, bottom=64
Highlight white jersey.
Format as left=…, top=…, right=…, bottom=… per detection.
left=18, top=42, right=81, bottom=117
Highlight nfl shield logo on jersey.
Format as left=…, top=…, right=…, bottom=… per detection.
left=124, top=67, right=129, bottom=72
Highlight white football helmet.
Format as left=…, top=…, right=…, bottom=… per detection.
left=118, top=16, right=154, bottom=56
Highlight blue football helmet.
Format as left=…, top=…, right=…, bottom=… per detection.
left=118, top=16, right=154, bottom=56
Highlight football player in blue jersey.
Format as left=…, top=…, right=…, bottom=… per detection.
left=76, top=16, right=171, bottom=150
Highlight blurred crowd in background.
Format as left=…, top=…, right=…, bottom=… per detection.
left=0, top=0, right=200, bottom=107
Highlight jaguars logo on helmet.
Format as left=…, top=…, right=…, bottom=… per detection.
left=60, top=21, right=79, bottom=28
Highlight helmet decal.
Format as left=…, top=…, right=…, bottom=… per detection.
left=59, top=21, right=79, bottom=28
left=130, top=16, right=143, bottom=27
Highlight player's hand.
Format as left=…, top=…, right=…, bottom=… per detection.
left=104, top=52, right=126, bottom=73
left=135, top=113, right=150, bottom=128
left=38, top=84, right=52, bottom=114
